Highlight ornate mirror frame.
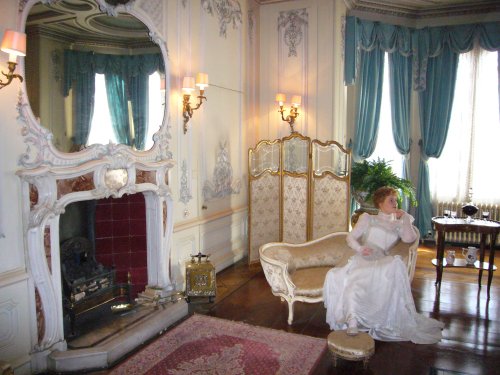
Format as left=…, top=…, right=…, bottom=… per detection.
left=17, top=0, right=172, bottom=169
left=14, top=1, right=185, bottom=373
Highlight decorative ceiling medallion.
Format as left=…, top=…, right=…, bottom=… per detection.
left=201, top=0, right=242, bottom=38
left=278, top=9, right=308, bottom=58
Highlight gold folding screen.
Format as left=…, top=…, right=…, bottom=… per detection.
left=248, top=133, right=351, bottom=264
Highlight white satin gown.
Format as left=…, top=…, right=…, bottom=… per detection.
left=323, top=212, right=444, bottom=344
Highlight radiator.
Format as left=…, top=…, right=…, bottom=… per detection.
left=434, top=202, right=500, bottom=245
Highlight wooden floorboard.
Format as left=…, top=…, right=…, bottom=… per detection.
left=189, top=244, right=499, bottom=375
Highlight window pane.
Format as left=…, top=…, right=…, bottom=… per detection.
left=368, top=53, right=404, bottom=177
left=87, top=72, right=163, bottom=150
left=145, top=72, right=162, bottom=150
left=470, top=50, right=500, bottom=203
left=429, top=49, right=500, bottom=205
left=88, top=74, right=117, bottom=146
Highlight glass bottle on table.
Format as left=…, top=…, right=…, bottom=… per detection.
left=443, top=210, right=450, bottom=221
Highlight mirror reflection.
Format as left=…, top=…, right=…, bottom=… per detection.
left=249, top=141, right=280, bottom=176
left=313, top=142, right=349, bottom=177
left=283, top=137, right=309, bottom=173
left=25, top=0, right=165, bottom=153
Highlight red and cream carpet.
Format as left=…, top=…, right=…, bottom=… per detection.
left=109, top=314, right=326, bottom=374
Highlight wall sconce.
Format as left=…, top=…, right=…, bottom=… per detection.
left=276, top=93, right=301, bottom=133
left=0, top=29, right=26, bottom=90
left=182, top=73, right=208, bottom=134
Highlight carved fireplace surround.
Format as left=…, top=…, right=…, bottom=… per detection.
left=15, top=1, right=188, bottom=373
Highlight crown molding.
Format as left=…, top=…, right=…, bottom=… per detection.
left=345, top=0, right=500, bottom=19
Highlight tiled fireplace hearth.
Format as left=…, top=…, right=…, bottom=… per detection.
left=94, top=194, right=148, bottom=298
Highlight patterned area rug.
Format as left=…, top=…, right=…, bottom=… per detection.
left=109, top=314, right=326, bottom=374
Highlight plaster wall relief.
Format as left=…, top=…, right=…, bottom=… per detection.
left=179, top=159, right=193, bottom=210
left=201, top=0, right=242, bottom=38
left=0, top=299, right=18, bottom=350
left=203, top=141, right=241, bottom=202
left=278, top=9, right=308, bottom=58
left=248, top=9, right=255, bottom=46
left=277, top=8, right=308, bottom=136
left=138, top=0, right=163, bottom=31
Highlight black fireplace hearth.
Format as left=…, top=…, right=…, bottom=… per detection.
left=60, top=237, right=131, bottom=335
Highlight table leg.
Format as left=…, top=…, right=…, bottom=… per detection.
left=478, top=234, right=487, bottom=288
left=435, top=230, right=445, bottom=288
left=487, top=235, right=497, bottom=299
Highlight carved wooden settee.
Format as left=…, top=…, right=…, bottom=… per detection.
left=259, top=229, right=419, bottom=325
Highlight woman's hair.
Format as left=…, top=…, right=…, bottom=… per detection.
left=373, top=186, right=398, bottom=208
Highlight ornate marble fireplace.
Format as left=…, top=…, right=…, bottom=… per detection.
left=18, top=154, right=188, bottom=372
left=15, top=1, right=187, bottom=372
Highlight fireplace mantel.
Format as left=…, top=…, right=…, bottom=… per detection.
left=15, top=1, right=188, bottom=372
left=17, top=150, right=185, bottom=372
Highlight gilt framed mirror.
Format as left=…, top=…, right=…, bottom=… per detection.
left=17, top=0, right=170, bottom=168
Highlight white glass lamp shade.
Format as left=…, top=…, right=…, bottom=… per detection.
left=182, top=76, right=195, bottom=93
left=195, top=73, right=209, bottom=90
left=1, top=29, right=26, bottom=63
left=291, top=95, right=302, bottom=107
left=275, top=93, right=286, bottom=106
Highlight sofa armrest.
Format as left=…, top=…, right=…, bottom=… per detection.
left=259, top=249, right=296, bottom=295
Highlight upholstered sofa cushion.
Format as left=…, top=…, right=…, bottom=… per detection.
left=264, top=234, right=355, bottom=273
left=290, top=266, right=332, bottom=297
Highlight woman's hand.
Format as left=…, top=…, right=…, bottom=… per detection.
left=395, top=209, right=406, bottom=219
left=360, top=247, right=373, bottom=256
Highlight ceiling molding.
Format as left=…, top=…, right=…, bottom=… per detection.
left=258, top=0, right=500, bottom=20
left=344, top=0, right=500, bottom=19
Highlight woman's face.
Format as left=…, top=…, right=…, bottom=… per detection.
left=379, top=193, right=398, bottom=214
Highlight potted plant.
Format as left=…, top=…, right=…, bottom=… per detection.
left=351, top=158, right=417, bottom=209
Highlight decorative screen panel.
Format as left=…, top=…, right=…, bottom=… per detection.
left=248, top=133, right=350, bottom=263
left=312, top=175, right=349, bottom=239
left=313, top=141, right=349, bottom=176
left=248, top=173, right=280, bottom=263
left=283, top=136, right=309, bottom=173
left=249, top=141, right=280, bottom=176
left=311, top=140, right=351, bottom=239
left=282, top=175, right=308, bottom=243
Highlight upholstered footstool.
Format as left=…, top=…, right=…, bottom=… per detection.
left=327, top=330, right=375, bottom=369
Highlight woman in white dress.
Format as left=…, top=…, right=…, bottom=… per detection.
left=323, top=186, right=444, bottom=344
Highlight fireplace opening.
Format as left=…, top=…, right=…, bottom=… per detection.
left=59, top=193, right=148, bottom=338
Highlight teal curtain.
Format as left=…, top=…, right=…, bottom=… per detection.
left=344, top=17, right=413, bottom=87
left=413, top=22, right=500, bottom=90
left=126, top=54, right=163, bottom=150
left=345, top=16, right=500, bottom=90
left=64, top=51, right=164, bottom=147
left=388, top=52, right=413, bottom=209
left=344, top=17, right=500, bottom=229
left=63, top=50, right=95, bottom=146
left=129, top=74, right=149, bottom=150
left=353, top=48, right=385, bottom=161
left=105, top=73, right=131, bottom=145
left=415, top=45, right=459, bottom=236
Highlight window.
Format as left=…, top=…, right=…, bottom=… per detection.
left=368, top=53, right=404, bottom=178
left=429, top=49, right=500, bottom=205
left=87, top=72, right=163, bottom=150
left=87, top=74, right=115, bottom=145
